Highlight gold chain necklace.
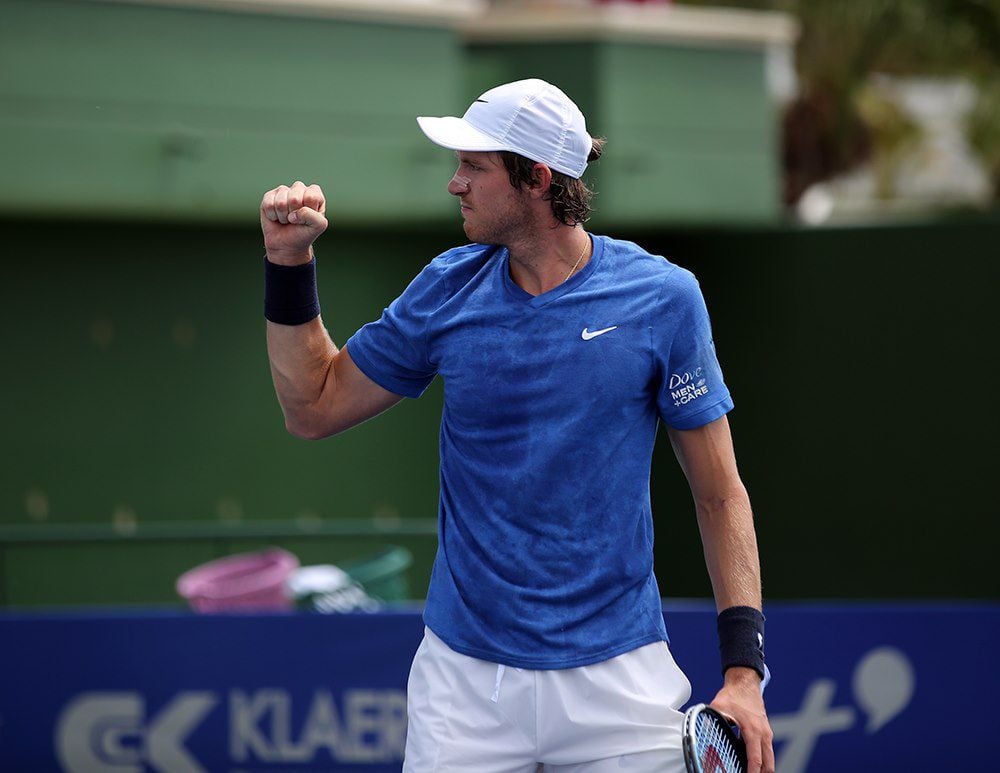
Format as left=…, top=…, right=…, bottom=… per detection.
left=563, top=236, right=590, bottom=284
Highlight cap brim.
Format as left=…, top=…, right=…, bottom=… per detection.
left=416, top=116, right=508, bottom=152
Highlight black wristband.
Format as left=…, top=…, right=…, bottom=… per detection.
left=264, top=256, right=321, bottom=325
left=718, top=605, right=766, bottom=681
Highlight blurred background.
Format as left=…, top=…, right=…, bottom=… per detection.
left=2, top=0, right=996, bottom=607
left=0, top=0, right=997, bottom=769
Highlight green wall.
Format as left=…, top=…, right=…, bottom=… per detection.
left=2, top=216, right=997, bottom=605
left=0, top=0, right=463, bottom=224
left=464, top=40, right=780, bottom=225
left=639, top=218, right=999, bottom=601
left=0, top=219, right=458, bottom=605
left=1, top=0, right=783, bottom=227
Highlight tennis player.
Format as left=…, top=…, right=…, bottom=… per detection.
left=262, top=79, right=774, bottom=773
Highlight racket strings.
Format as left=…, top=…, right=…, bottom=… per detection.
left=695, top=713, right=742, bottom=773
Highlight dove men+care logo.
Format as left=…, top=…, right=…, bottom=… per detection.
left=669, top=368, right=709, bottom=407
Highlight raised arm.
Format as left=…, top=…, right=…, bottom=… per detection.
left=262, top=181, right=403, bottom=439
left=667, top=415, right=774, bottom=773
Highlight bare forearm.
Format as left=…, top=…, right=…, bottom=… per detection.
left=669, top=419, right=772, bottom=769
left=695, top=485, right=762, bottom=612
left=266, top=317, right=339, bottom=438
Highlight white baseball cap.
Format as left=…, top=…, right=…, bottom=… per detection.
left=417, top=78, right=593, bottom=179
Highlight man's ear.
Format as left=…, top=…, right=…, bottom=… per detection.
left=528, top=162, right=553, bottom=198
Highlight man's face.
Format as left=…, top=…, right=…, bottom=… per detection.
left=449, top=151, right=527, bottom=244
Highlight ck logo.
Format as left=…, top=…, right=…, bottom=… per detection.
left=55, top=692, right=217, bottom=773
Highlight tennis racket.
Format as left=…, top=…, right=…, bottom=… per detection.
left=682, top=703, right=747, bottom=773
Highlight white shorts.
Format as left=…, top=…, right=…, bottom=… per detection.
left=403, top=627, right=691, bottom=773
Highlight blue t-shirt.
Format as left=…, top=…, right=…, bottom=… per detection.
left=346, top=235, right=733, bottom=669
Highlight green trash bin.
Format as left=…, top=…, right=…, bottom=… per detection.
left=340, top=546, right=413, bottom=602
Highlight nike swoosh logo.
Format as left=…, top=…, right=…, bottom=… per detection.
left=581, top=326, right=618, bottom=341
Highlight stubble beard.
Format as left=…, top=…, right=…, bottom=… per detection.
left=462, top=194, right=529, bottom=248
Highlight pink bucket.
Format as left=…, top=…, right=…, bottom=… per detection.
left=176, top=548, right=299, bottom=613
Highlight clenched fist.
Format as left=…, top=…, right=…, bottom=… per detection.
left=261, top=181, right=328, bottom=266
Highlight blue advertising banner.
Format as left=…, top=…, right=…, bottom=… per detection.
left=668, top=602, right=998, bottom=772
left=0, top=603, right=996, bottom=772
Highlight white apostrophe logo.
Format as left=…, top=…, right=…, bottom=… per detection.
left=55, top=691, right=217, bottom=773
left=770, top=646, right=915, bottom=773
